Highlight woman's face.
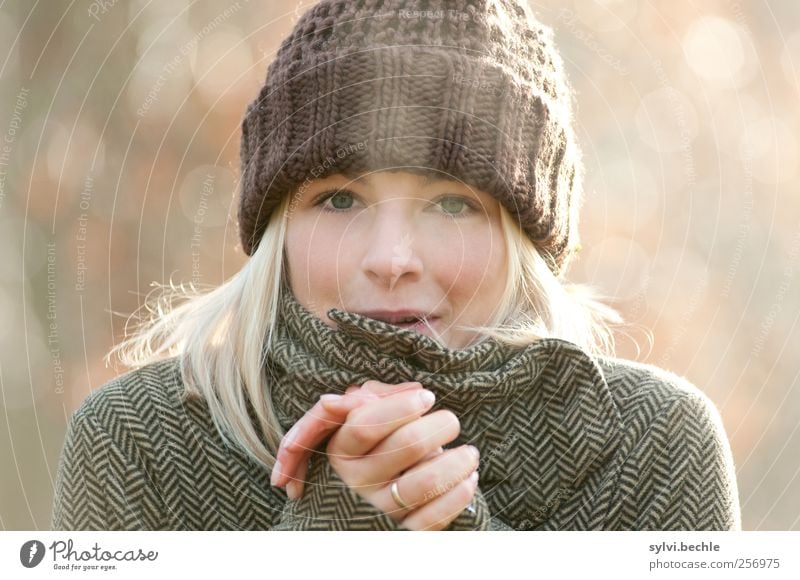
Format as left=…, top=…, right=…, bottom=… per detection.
left=285, top=170, right=507, bottom=349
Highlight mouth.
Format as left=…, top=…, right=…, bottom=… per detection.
left=356, top=312, right=441, bottom=331
left=388, top=316, right=439, bottom=331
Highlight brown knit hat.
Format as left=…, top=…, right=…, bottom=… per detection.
left=239, top=0, right=583, bottom=277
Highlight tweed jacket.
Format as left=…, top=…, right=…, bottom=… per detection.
left=52, top=293, right=742, bottom=531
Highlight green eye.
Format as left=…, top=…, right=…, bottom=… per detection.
left=329, top=192, right=354, bottom=210
left=437, top=196, right=478, bottom=218
left=313, top=189, right=357, bottom=213
left=315, top=190, right=477, bottom=218
left=439, top=197, right=466, bottom=215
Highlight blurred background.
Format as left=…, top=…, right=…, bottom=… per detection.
left=1, top=0, right=798, bottom=530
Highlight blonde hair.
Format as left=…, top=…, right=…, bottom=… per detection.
left=106, top=192, right=628, bottom=470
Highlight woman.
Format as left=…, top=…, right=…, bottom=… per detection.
left=52, top=0, right=741, bottom=531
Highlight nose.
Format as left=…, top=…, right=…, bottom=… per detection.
left=360, top=211, right=423, bottom=291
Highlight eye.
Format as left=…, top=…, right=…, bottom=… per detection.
left=312, top=190, right=479, bottom=218
left=434, top=195, right=479, bottom=218
left=314, top=189, right=357, bottom=212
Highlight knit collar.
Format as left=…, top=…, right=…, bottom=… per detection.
left=271, top=287, right=542, bottom=413
left=267, top=287, right=624, bottom=528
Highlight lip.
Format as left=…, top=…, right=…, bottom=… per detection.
left=391, top=318, right=439, bottom=332
left=355, top=309, right=441, bottom=324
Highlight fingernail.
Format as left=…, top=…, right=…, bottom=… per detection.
left=270, top=460, right=283, bottom=487
left=286, top=480, right=300, bottom=501
left=467, top=445, right=480, bottom=460
left=469, top=471, right=479, bottom=485
left=418, top=390, right=435, bottom=407
left=320, top=394, right=343, bottom=403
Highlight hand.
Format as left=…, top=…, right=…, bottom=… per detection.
left=270, top=381, right=425, bottom=498
left=325, top=387, right=481, bottom=530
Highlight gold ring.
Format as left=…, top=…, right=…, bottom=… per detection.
left=390, top=480, right=410, bottom=510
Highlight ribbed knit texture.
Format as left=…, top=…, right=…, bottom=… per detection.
left=239, top=0, right=583, bottom=277
left=52, top=288, right=741, bottom=530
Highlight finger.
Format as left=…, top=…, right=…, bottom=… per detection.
left=281, top=389, right=397, bottom=499
left=342, top=381, right=423, bottom=397
left=286, top=453, right=310, bottom=501
left=360, top=380, right=423, bottom=396
left=322, top=381, right=423, bottom=413
left=420, top=446, right=444, bottom=462
left=328, top=388, right=437, bottom=458
left=401, top=470, right=480, bottom=531
left=275, top=387, right=394, bottom=487
left=346, top=410, right=461, bottom=485
left=271, top=399, right=362, bottom=488
left=378, top=444, right=480, bottom=519
left=275, top=383, right=425, bottom=487
left=319, top=390, right=379, bottom=414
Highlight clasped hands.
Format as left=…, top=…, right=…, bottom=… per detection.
left=269, top=380, right=480, bottom=531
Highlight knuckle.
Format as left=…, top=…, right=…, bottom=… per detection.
left=346, top=404, right=373, bottom=427
left=361, top=379, right=382, bottom=392
left=343, top=421, right=374, bottom=449
left=394, top=428, right=427, bottom=457
left=340, top=407, right=373, bottom=445
left=326, top=440, right=348, bottom=469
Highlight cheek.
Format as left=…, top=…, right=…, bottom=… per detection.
left=432, top=224, right=506, bottom=294
left=286, top=220, right=355, bottom=291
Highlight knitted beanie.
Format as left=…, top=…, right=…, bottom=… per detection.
left=238, top=0, right=583, bottom=277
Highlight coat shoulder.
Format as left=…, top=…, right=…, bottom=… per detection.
left=54, top=357, right=187, bottom=530
left=67, top=356, right=195, bottom=466
left=75, top=356, right=186, bottom=427
left=592, top=354, right=726, bottom=441
left=596, top=354, right=707, bottom=400
left=589, top=354, right=741, bottom=530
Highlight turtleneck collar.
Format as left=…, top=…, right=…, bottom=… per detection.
left=266, top=285, right=625, bottom=528
left=274, top=285, right=536, bottom=403
left=269, top=285, right=621, bottom=423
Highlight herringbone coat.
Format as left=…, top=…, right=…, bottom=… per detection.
left=52, top=296, right=742, bottom=531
